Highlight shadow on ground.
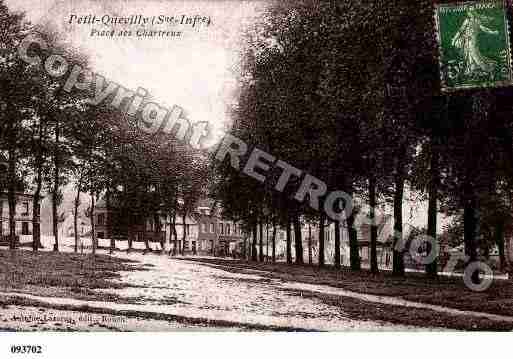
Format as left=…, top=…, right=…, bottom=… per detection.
left=176, top=257, right=513, bottom=330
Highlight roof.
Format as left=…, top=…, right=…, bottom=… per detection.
left=95, top=196, right=124, bottom=209
left=0, top=191, right=35, bottom=198
left=96, top=196, right=217, bottom=211
left=95, top=198, right=106, bottom=209
left=196, top=198, right=216, bottom=209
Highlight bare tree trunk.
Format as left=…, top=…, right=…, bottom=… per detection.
left=156, top=213, right=164, bottom=252
left=128, top=218, right=134, bottom=253
left=242, top=235, right=247, bottom=260
left=127, top=211, right=134, bottom=253
left=32, top=191, right=41, bottom=251
left=369, top=175, right=378, bottom=273
left=265, top=220, right=269, bottom=262
left=293, top=213, right=303, bottom=264
left=346, top=184, right=361, bottom=271
left=347, top=213, right=360, bottom=271
left=52, top=120, right=60, bottom=252
left=156, top=217, right=162, bottom=254
left=73, top=180, right=81, bottom=253
left=393, top=162, right=405, bottom=276
left=286, top=216, right=292, bottom=264
left=143, top=216, right=150, bottom=252
left=73, top=207, right=79, bottom=253
left=272, top=219, right=276, bottom=263
left=33, top=150, right=43, bottom=252
left=181, top=211, right=186, bottom=255
left=107, top=188, right=115, bottom=254
left=426, top=134, right=439, bottom=277
left=90, top=191, right=96, bottom=255
left=171, top=211, right=178, bottom=255
left=251, top=222, right=257, bottom=261
left=259, top=219, right=264, bottom=262
left=464, top=187, right=479, bottom=284
left=167, top=212, right=173, bottom=255
left=7, top=147, right=16, bottom=250
left=334, top=220, right=341, bottom=269
left=308, top=223, right=312, bottom=265
left=318, top=213, right=325, bottom=267
left=341, top=178, right=360, bottom=271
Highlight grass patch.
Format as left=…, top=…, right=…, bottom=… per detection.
left=0, top=249, right=146, bottom=301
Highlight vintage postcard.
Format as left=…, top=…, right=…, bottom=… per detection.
left=1, top=0, right=513, bottom=357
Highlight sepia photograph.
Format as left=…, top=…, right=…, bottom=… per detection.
left=1, top=0, right=513, bottom=357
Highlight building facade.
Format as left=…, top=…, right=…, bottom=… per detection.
left=93, top=198, right=170, bottom=247
left=195, top=199, right=244, bottom=256
left=0, top=192, right=34, bottom=242
left=92, top=197, right=244, bottom=255
left=62, top=214, right=92, bottom=238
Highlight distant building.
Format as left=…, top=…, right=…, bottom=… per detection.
left=61, top=214, right=91, bottom=238
left=166, top=213, right=199, bottom=255
left=0, top=192, right=35, bottom=242
left=0, top=155, right=37, bottom=245
left=92, top=197, right=243, bottom=256
left=93, top=197, right=170, bottom=245
left=195, top=199, right=217, bottom=255
left=195, top=198, right=244, bottom=256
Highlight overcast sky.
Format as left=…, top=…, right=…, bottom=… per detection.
left=6, top=0, right=265, bottom=135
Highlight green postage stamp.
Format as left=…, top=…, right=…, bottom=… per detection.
left=435, top=1, right=513, bottom=91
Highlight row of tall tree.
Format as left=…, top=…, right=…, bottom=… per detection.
left=213, top=1, right=513, bottom=282
left=0, top=1, right=209, bottom=254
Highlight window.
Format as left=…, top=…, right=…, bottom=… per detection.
left=202, top=223, right=207, bottom=233
left=97, top=213, right=105, bottom=226
left=186, top=224, right=190, bottom=236
left=220, top=223, right=224, bottom=234
left=210, top=223, right=214, bottom=233
left=22, top=222, right=29, bottom=235
left=226, top=224, right=230, bottom=235
left=22, top=202, right=29, bottom=216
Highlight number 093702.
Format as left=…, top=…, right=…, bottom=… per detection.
left=10, top=345, right=43, bottom=354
